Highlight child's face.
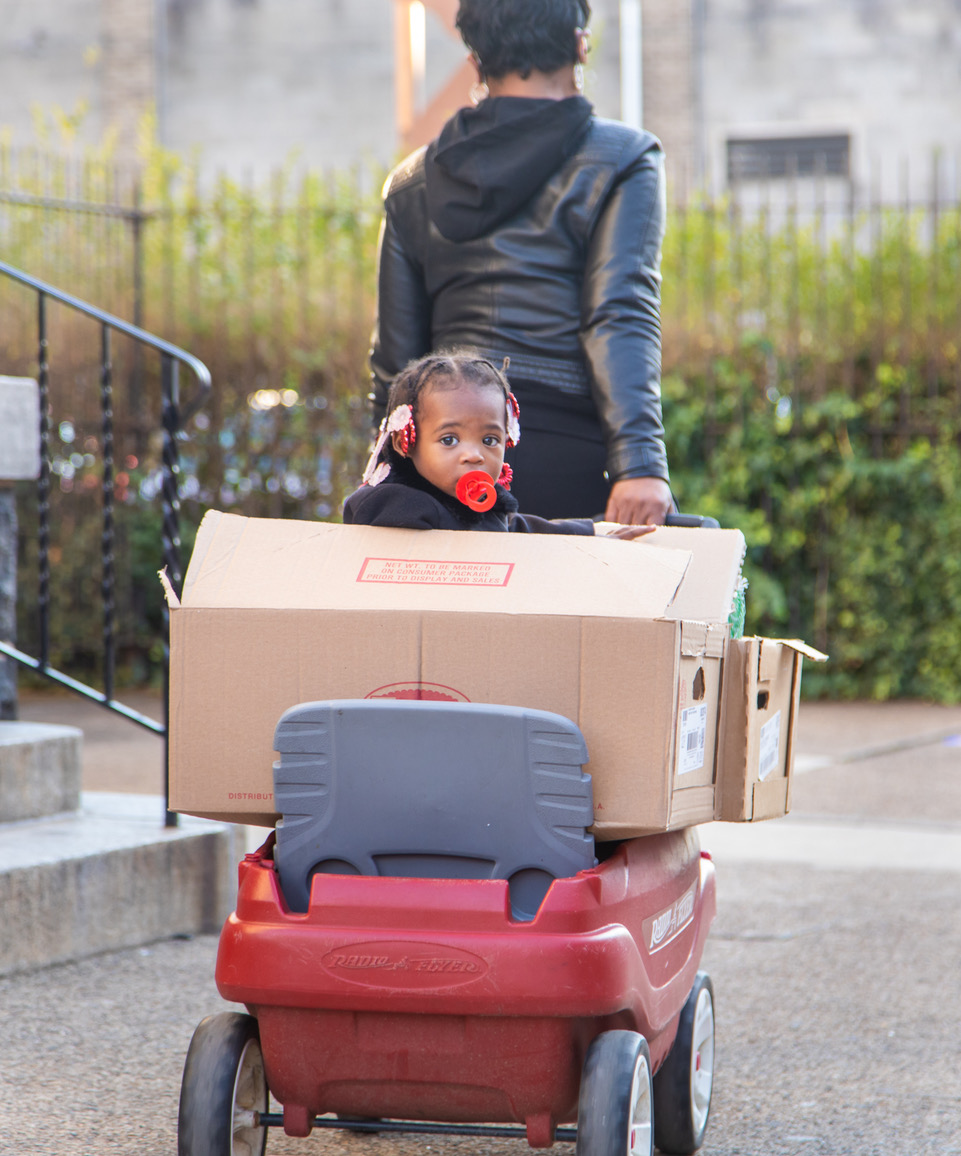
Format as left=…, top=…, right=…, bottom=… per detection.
left=397, top=381, right=507, bottom=499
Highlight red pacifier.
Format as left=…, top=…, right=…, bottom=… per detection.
left=456, top=470, right=497, bottom=511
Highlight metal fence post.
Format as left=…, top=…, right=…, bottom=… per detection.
left=161, top=353, right=182, bottom=828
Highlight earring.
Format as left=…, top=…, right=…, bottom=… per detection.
left=573, top=63, right=584, bottom=93
left=470, top=80, right=489, bottom=106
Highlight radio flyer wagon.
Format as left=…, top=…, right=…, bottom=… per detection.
left=177, top=694, right=718, bottom=1156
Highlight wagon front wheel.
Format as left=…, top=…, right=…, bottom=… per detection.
left=576, top=1030, right=653, bottom=1156
left=178, top=1011, right=268, bottom=1156
left=653, top=972, right=715, bottom=1154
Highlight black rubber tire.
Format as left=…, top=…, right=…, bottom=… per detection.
left=178, top=1011, right=268, bottom=1156
left=576, top=1030, right=654, bottom=1156
left=653, top=973, right=715, bottom=1154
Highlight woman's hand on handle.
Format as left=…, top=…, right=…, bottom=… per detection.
left=601, top=523, right=658, bottom=540
left=604, top=477, right=674, bottom=526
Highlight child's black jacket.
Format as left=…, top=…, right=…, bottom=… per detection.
left=343, top=458, right=594, bottom=535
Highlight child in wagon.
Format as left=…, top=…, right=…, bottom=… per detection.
left=343, top=353, right=656, bottom=540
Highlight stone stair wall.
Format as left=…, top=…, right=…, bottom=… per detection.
left=0, top=721, right=243, bottom=977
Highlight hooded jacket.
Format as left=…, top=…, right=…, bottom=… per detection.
left=343, top=456, right=594, bottom=534
left=369, top=96, right=669, bottom=484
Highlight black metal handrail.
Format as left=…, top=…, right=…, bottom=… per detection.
left=0, top=258, right=211, bottom=826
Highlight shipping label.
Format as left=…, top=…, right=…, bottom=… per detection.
left=357, top=557, right=514, bottom=586
left=678, top=703, right=707, bottom=774
left=758, top=709, right=782, bottom=780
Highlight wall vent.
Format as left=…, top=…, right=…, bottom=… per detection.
left=727, top=134, right=851, bottom=181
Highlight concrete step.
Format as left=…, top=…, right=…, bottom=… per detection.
left=0, top=791, right=245, bottom=977
left=0, top=721, right=82, bottom=821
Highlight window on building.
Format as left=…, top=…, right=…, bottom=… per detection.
left=727, top=135, right=851, bottom=181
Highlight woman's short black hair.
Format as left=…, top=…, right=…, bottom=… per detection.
left=456, top=0, right=591, bottom=80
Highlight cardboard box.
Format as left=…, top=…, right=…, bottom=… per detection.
left=165, top=512, right=747, bottom=836
left=715, top=636, right=827, bottom=822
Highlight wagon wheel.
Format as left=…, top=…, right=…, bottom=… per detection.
left=653, top=972, right=715, bottom=1154
left=576, top=1030, right=653, bottom=1156
left=178, top=1011, right=268, bottom=1156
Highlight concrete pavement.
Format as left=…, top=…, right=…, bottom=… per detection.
left=699, top=699, right=961, bottom=870
left=1, top=689, right=959, bottom=1155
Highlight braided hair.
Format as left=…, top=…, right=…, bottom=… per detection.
left=386, top=352, right=512, bottom=421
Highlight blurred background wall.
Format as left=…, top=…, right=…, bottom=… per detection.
left=1, top=0, right=958, bottom=198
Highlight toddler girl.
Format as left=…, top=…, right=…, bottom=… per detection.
left=343, top=354, right=654, bottom=539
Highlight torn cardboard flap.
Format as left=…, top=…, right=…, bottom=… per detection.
left=764, top=638, right=829, bottom=662
left=158, top=568, right=179, bottom=608
left=648, top=527, right=746, bottom=624
left=757, top=637, right=827, bottom=687
left=679, top=620, right=727, bottom=658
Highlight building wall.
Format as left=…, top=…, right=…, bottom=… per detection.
left=0, top=0, right=642, bottom=175
left=158, top=0, right=400, bottom=173
left=698, top=0, right=961, bottom=200
left=638, top=0, right=697, bottom=193
left=0, top=0, right=105, bottom=143
left=0, top=0, right=466, bottom=172
left=0, top=0, right=958, bottom=198
left=102, top=0, right=155, bottom=158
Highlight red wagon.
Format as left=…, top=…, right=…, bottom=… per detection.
left=178, top=699, right=718, bottom=1156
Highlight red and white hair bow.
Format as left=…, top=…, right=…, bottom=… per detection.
left=506, top=393, right=521, bottom=448
left=361, top=404, right=415, bottom=487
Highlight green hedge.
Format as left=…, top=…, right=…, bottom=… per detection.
left=664, top=344, right=961, bottom=701
left=19, top=357, right=961, bottom=701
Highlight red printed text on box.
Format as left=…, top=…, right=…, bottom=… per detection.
left=357, top=557, right=515, bottom=587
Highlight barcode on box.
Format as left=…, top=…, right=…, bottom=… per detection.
left=357, top=557, right=514, bottom=586
left=758, top=710, right=782, bottom=780
left=678, top=704, right=707, bottom=774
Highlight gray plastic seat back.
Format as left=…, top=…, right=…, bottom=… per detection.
left=272, top=699, right=594, bottom=918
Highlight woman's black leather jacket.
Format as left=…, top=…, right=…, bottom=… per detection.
left=369, top=112, right=669, bottom=484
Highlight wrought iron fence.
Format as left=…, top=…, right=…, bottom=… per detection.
left=0, top=256, right=211, bottom=825
left=3, top=143, right=959, bottom=435
left=662, top=156, right=961, bottom=424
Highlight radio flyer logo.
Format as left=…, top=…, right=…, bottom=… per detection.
left=643, top=882, right=697, bottom=954
left=365, top=682, right=470, bottom=702
left=321, top=941, right=488, bottom=988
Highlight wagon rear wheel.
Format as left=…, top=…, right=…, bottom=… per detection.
left=576, top=1030, right=653, bottom=1156
left=178, top=1011, right=268, bottom=1156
